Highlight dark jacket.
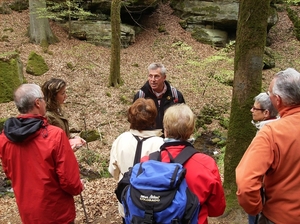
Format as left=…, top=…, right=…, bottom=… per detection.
left=0, top=114, right=83, bottom=224
left=133, top=81, right=185, bottom=130
left=46, top=110, right=70, bottom=138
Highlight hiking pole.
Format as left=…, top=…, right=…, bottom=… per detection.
left=80, top=192, right=89, bottom=223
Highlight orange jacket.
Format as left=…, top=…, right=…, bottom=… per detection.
left=236, top=106, right=300, bottom=224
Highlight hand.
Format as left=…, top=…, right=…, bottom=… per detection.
left=69, top=137, right=86, bottom=152
left=80, top=179, right=85, bottom=190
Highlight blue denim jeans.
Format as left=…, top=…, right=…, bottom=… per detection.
left=248, top=214, right=256, bottom=224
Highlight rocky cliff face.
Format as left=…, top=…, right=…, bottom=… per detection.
left=0, top=0, right=278, bottom=48
left=72, top=0, right=278, bottom=48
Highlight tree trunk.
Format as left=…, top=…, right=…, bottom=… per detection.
left=223, top=0, right=271, bottom=213
left=29, top=0, right=58, bottom=47
left=109, top=0, right=121, bottom=87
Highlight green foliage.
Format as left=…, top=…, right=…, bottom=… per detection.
left=222, top=40, right=236, bottom=53
left=195, top=104, right=229, bottom=130
left=78, top=150, right=110, bottom=178
left=216, top=146, right=225, bottom=168
left=67, top=62, right=75, bottom=70
left=79, top=149, right=101, bottom=166
left=36, top=0, right=94, bottom=21
left=285, top=0, right=300, bottom=5
left=3, top=28, right=13, bottom=32
left=219, top=116, right=230, bottom=129
left=1, top=35, right=9, bottom=42
left=158, top=24, right=166, bottom=33
left=120, top=95, right=130, bottom=104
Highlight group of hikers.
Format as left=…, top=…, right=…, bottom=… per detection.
left=0, top=63, right=300, bottom=224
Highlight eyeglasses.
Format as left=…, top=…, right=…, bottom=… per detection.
left=251, top=106, right=265, bottom=111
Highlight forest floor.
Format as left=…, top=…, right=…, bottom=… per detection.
left=0, top=2, right=300, bottom=224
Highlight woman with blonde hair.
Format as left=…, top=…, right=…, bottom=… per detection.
left=141, top=104, right=226, bottom=224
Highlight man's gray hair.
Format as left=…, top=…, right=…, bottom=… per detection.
left=148, top=63, right=166, bottom=76
left=14, top=84, right=42, bottom=114
left=254, top=92, right=278, bottom=117
left=273, top=68, right=300, bottom=106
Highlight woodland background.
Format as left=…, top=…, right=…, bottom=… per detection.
left=0, top=0, right=300, bottom=223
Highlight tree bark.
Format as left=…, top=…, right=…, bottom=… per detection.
left=109, top=0, right=121, bottom=87
left=29, top=0, right=58, bottom=47
left=223, top=0, right=271, bottom=212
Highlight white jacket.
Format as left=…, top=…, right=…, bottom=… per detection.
left=109, top=129, right=164, bottom=217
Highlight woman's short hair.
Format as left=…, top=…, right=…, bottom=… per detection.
left=254, top=93, right=278, bottom=118
left=128, top=98, right=157, bottom=131
left=163, top=104, right=195, bottom=141
left=41, top=78, right=66, bottom=112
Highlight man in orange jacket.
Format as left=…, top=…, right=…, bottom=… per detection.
left=236, top=68, right=300, bottom=224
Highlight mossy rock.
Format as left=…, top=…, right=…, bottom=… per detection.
left=0, top=2, right=12, bottom=14
left=0, top=51, right=24, bottom=103
left=9, top=0, right=28, bottom=12
left=80, top=130, right=100, bottom=143
left=26, top=52, right=49, bottom=76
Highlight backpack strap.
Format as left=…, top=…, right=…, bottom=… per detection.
left=138, top=90, right=145, bottom=98
left=149, top=151, right=161, bottom=161
left=132, top=134, right=152, bottom=165
left=149, top=145, right=198, bottom=165
left=170, top=86, right=179, bottom=103
left=173, top=146, right=198, bottom=165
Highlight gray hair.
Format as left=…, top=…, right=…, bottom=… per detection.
left=14, top=84, right=43, bottom=114
left=272, top=68, right=300, bottom=106
left=254, top=92, right=278, bottom=118
left=148, top=63, right=166, bottom=77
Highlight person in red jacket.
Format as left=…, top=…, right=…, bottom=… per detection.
left=141, top=103, right=226, bottom=224
left=0, top=84, right=83, bottom=224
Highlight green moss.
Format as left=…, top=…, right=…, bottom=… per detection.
left=26, top=51, right=49, bottom=76
left=120, top=95, right=130, bottom=104
left=3, top=28, right=13, bottom=32
left=158, top=24, right=166, bottom=33
left=67, top=62, right=75, bottom=70
left=287, top=6, right=300, bottom=41
left=80, top=130, right=100, bottom=142
left=0, top=51, right=24, bottom=103
left=1, top=35, right=9, bottom=42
